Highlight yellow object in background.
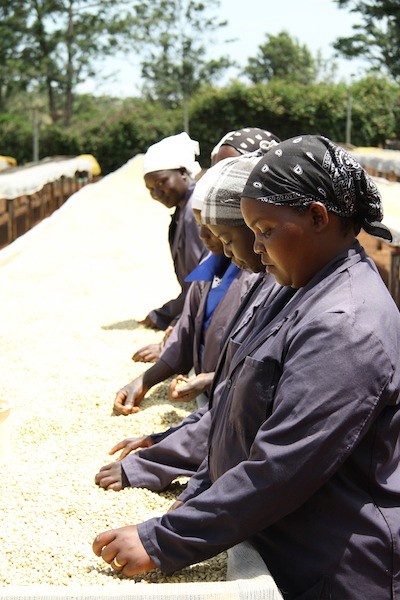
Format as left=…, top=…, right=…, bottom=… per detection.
left=78, top=154, right=101, bottom=176
left=0, top=155, right=17, bottom=171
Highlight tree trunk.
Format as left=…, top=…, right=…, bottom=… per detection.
left=64, top=1, right=74, bottom=127
left=183, top=95, right=189, bottom=134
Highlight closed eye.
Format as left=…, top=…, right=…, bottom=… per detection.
left=259, top=228, right=272, bottom=238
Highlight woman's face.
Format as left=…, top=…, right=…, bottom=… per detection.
left=207, top=222, right=264, bottom=272
left=144, top=169, right=190, bottom=209
left=192, top=209, right=224, bottom=254
left=241, top=197, right=316, bottom=288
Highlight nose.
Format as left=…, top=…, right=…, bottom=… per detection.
left=253, top=235, right=265, bottom=255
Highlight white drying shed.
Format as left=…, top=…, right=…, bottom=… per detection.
left=0, top=156, right=283, bottom=600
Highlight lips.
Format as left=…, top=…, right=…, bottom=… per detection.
left=261, top=257, right=273, bottom=268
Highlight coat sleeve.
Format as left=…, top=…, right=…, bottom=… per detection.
left=149, top=200, right=206, bottom=330
left=159, top=281, right=203, bottom=374
left=121, top=408, right=210, bottom=491
left=177, top=455, right=211, bottom=502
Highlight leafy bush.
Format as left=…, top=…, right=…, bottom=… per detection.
left=189, top=77, right=400, bottom=163
left=1, top=76, right=400, bottom=173
left=0, top=114, right=33, bottom=165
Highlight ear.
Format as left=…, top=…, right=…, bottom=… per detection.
left=308, top=202, right=329, bottom=232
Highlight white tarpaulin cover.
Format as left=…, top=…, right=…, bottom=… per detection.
left=0, top=156, right=95, bottom=200
left=352, top=147, right=400, bottom=178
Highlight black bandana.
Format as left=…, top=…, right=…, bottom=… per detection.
left=243, top=135, right=392, bottom=241
left=212, top=127, right=281, bottom=159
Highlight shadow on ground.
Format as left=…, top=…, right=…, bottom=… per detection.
left=102, top=319, right=139, bottom=331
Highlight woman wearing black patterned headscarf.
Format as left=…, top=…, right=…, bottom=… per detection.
left=93, top=135, right=400, bottom=600
left=243, top=133, right=392, bottom=242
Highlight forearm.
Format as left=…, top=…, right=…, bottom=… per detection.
left=142, top=359, right=175, bottom=389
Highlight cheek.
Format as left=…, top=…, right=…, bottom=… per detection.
left=265, top=239, right=289, bottom=268
left=234, top=229, right=255, bottom=259
left=267, top=231, right=301, bottom=273
left=232, top=240, right=252, bottom=262
left=201, top=228, right=212, bottom=240
left=163, top=184, right=175, bottom=196
left=172, top=178, right=188, bottom=197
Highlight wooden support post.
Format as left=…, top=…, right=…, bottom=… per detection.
left=7, top=199, right=15, bottom=243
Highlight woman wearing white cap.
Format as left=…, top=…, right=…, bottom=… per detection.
left=139, top=132, right=207, bottom=331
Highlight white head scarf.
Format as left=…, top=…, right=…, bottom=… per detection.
left=143, top=132, right=201, bottom=178
left=191, top=176, right=208, bottom=211
left=191, top=159, right=234, bottom=214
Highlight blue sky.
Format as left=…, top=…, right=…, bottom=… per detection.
left=78, top=0, right=368, bottom=97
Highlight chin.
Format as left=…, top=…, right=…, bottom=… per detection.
left=251, top=263, right=265, bottom=274
left=276, top=275, right=294, bottom=287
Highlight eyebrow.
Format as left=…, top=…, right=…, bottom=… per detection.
left=246, top=217, right=259, bottom=229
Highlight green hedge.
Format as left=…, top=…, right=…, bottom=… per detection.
left=1, top=77, right=399, bottom=174
left=189, top=77, right=400, bottom=167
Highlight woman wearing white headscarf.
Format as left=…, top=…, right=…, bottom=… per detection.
left=139, top=132, right=207, bottom=331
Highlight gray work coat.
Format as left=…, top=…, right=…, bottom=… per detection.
left=138, top=242, right=400, bottom=600
left=149, top=188, right=207, bottom=329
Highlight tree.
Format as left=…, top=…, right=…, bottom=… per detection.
left=2, top=0, right=137, bottom=125
left=0, top=2, right=32, bottom=111
left=133, top=0, right=234, bottom=133
left=333, top=0, right=400, bottom=81
left=243, top=31, right=318, bottom=85
left=348, top=75, right=400, bottom=146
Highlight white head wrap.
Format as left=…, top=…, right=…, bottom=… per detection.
left=191, top=179, right=207, bottom=211
left=191, top=160, right=235, bottom=214
left=143, top=132, right=201, bottom=178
